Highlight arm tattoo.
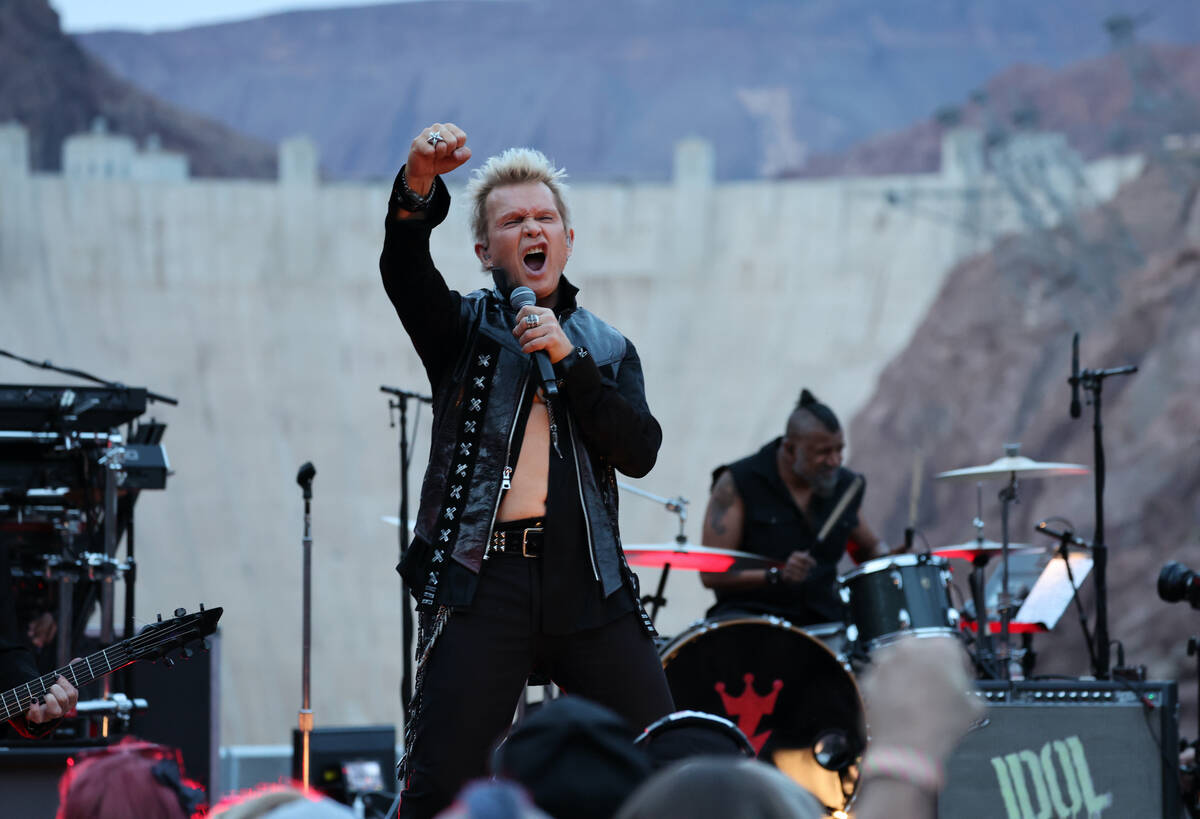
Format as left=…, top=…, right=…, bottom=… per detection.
left=707, top=474, right=737, bottom=536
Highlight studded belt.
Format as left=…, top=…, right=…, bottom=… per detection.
left=488, top=521, right=544, bottom=558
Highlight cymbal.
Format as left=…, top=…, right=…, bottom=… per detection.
left=622, top=544, right=782, bottom=572
left=935, top=455, right=1089, bottom=481
left=931, top=540, right=1040, bottom=561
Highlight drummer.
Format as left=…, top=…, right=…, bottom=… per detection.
left=700, top=389, right=904, bottom=626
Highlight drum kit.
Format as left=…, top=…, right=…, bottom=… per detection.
left=619, top=446, right=1091, bottom=815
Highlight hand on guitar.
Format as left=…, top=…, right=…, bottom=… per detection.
left=27, top=667, right=78, bottom=724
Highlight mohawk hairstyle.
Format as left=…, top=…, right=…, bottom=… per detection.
left=793, top=388, right=841, bottom=434
left=464, top=147, right=571, bottom=248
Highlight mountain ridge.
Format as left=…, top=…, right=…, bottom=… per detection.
left=75, top=0, right=1200, bottom=181
left=0, top=0, right=275, bottom=177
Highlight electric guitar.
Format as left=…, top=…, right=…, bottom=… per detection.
left=1, top=605, right=222, bottom=722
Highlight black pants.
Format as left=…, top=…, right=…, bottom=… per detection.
left=398, top=555, right=675, bottom=819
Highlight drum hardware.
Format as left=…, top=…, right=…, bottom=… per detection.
left=617, top=482, right=690, bottom=625
left=935, top=444, right=1088, bottom=680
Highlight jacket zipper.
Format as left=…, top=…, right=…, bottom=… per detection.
left=486, top=378, right=529, bottom=556
left=566, top=412, right=601, bottom=581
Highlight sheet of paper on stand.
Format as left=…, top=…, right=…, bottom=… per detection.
left=1014, top=553, right=1095, bottom=630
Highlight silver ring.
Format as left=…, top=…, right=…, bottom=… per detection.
left=525, top=314, right=540, bottom=327
left=426, top=130, right=444, bottom=147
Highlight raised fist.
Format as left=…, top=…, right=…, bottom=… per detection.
left=405, top=122, right=471, bottom=195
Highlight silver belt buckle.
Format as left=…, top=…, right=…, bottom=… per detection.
left=522, top=527, right=542, bottom=557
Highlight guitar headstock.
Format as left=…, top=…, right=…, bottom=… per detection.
left=128, top=605, right=223, bottom=663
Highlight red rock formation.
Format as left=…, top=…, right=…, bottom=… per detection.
left=848, top=159, right=1200, bottom=722
left=0, top=0, right=274, bottom=177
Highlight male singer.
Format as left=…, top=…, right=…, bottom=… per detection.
left=379, top=122, right=673, bottom=818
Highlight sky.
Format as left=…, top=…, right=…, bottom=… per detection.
left=51, top=0, right=419, bottom=32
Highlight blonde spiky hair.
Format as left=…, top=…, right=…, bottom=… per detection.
left=464, top=147, right=571, bottom=248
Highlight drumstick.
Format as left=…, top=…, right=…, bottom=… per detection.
left=909, top=450, right=924, bottom=529
left=816, top=474, right=864, bottom=543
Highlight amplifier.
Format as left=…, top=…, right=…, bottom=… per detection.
left=937, top=680, right=1180, bottom=819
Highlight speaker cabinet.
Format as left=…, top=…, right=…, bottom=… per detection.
left=292, top=725, right=397, bottom=804
left=0, top=742, right=106, bottom=816
left=128, top=629, right=221, bottom=796
left=937, top=680, right=1180, bottom=819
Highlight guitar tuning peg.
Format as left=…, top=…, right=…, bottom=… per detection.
left=199, top=603, right=205, bottom=612
left=182, top=648, right=195, bottom=660
left=201, top=639, right=211, bottom=653
left=163, top=657, right=175, bottom=668
left=174, top=607, right=186, bottom=618
left=156, top=612, right=163, bottom=623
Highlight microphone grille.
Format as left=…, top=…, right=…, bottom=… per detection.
left=509, top=286, right=536, bottom=309
left=296, top=461, right=316, bottom=486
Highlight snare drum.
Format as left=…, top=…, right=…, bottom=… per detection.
left=659, top=616, right=865, bottom=812
left=839, top=553, right=958, bottom=652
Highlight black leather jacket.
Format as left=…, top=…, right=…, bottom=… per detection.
left=380, top=173, right=662, bottom=612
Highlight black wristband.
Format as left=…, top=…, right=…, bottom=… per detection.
left=395, top=165, right=436, bottom=212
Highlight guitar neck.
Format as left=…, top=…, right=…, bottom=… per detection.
left=1, top=643, right=133, bottom=722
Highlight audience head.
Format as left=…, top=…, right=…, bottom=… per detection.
left=435, top=780, right=551, bottom=818
left=615, top=757, right=825, bottom=819
left=634, top=711, right=755, bottom=770
left=492, top=696, right=652, bottom=819
left=56, top=737, right=203, bottom=819
left=209, top=784, right=355, bottom=818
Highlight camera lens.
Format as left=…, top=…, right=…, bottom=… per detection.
left=1158, top=561, right=1196, bottom=604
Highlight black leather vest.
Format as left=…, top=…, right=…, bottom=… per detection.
left=710, top=439, right=862, bottom=624
left=399, top=284, right=635, bottom=612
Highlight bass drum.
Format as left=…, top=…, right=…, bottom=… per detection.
left=659, top=616, right=865, bottom=813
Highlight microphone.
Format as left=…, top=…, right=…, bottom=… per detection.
left=1069, top=332, right=1082, bottom=418
left=509, top=286, right=559, bottom=396
left=296, top=461, right=316, bottom=500
left=1034, top=521, right=1091, bottom=550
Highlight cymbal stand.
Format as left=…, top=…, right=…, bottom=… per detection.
left=995, top=450, right=1022, bottom=681
left=966, top=483, right=1000, bottom=677
left=617, top=482, right=688, bottom=625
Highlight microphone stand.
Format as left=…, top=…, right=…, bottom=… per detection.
left=1035, top=522, right=1097, bottom=672
left=381, top=385, right=432, bottom=720
left=0, top=347, right=179, bottom=406
left=296, top=462, right=316, bottom=793
left=1076, top=363, right=1137, bottom=678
